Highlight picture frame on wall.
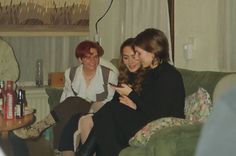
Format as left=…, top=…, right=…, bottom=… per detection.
left=0, top=0, right=89, bottom=36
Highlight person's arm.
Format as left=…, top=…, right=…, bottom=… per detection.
left=60, top=68, right=76, bottom=102
left=101, top=70, right=118, bottom=104
left=90, top=70, right=118, bottom=112
left=119, top=95, right=137, bottom=110
left=112, top=83, right=138, bottom=109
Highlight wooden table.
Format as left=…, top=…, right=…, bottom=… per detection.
left=0, top=113, right=34, bottom=139
left=0, top=113, right=34, bottom=155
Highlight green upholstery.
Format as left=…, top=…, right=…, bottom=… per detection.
left=120, top=124, right=202, bottom=156
left=45, top=87, right=63, bottom=110
left=119, top=68, right=234, bottom=156
left=178, top=68, right=230, bottom=97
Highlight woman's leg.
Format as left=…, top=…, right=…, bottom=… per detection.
left=80, top=115, right=94, bottom=144
left=60, top=114, right=94, bottom=156
left=59, top=113, right=81, bottom=156
left=62, top=151, right=75, bottom=156
left=13, top=97, right=92, bottom=139
left=75, top=127, right=97, bottom=156
left=13, top=113, right=56, bottom=139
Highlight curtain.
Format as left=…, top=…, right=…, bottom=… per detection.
left=2, top=36, right=88, bottom=84
left=218, top=0, right=236, bottom=71
left=2, top=0, right=172, bottom=84
left=120, top=0, right=172, bottom=62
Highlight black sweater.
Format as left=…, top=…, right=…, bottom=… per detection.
left=93, top=62, right=185, bottom=156
left=129, top=62, right=185, bottom=122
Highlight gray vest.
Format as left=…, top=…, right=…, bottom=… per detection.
left=69, top=65, right=110, bottom=101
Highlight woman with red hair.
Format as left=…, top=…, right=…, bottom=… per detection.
left=13, top=40, right=118, bottom=154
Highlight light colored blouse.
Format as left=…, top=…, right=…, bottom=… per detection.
left=60, top=63, right=118, bottom=105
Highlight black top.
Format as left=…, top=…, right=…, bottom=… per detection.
left=129, top=62, right=185, bottom=121
left=93, top=62, right=185, bottom=156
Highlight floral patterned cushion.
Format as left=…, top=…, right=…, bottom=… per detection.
left=129, top=87, right=213, bottom=147
left=129, top=117, right=194, bottom=147
left=185, top=87, right=213, bottom=122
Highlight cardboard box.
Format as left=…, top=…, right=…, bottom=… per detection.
left=48, top=72, right=64, bottom=87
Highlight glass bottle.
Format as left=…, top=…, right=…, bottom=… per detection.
left=35, top=59, right=44, bottom=87
left=15, top=89, right=24, bottom=118
left=22, top=90, right=28, bottom=108
left=0, top=80, right=4, bottom=113
left=4, top=80, right=15, bottom=120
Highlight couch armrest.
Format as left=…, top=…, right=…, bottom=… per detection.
left=45, top=87, right=63, bottom=110
left=119, top=123, right=202, bottom=156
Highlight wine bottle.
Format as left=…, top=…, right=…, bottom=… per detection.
left=16, top=89, right=24, bottom=118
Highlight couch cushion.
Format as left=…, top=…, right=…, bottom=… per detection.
left=45, top=87, right=63, bottom=110
left=129, top=117, right=194, bottom=147
left=185, top=87, right=213, bottom=122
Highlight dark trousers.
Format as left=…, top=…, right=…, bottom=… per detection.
left=51, top=96, right=92, bottom=148
left=58, top=113, right=81, bottom=151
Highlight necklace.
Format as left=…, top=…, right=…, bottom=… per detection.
left=83, top=70, right=96, bottom=87
left=84, top=73, right=95, bottom=80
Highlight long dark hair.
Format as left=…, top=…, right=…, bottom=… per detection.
left=134, top=28, right=170, bottom=64
left=118, top=38, right=134, bottom=85
left=118, top=38, right=144, bottom=94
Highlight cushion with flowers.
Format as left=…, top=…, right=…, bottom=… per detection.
left=129, top=117, right=194, bottom=147
left=184, top=87, right=213, bottom=122
left=128, top=87, right=213, bottom=147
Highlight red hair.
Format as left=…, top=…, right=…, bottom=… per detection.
left=75, top=40, right=104, bottom=59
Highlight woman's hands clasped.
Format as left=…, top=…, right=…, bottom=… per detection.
left=119, top=95, right=137, bottom=110
left=113, top=84, right=132, bottom=96
left=111, top=84, right=137, bottom=110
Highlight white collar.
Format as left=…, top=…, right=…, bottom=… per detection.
left=71, top=64, right=105, bottom=101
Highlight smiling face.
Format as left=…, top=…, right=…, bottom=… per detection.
left=122, top=46, right=141, bottom=72
left=134, top=46, right=154, bottom=68
left=80, top=48, right=99, bottom=72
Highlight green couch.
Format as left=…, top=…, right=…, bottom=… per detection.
left=45, top=67, right=234, bottom=155
left=119, top=68, right=234, bottom=156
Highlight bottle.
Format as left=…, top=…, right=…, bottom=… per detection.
left=35, top=59, right=44, bottom=87
left=4, top=81, right=15, bottom=120
left=0, top=81, right=4, bottom=113
left=22, top=90, right=28, bottom=108
left=15, top=89, right=24, bottom=118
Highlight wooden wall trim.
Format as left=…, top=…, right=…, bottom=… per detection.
left=168, top=0, right=175, bottom=63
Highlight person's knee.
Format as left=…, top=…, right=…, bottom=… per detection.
left=80, top=116, right=94, bottom=130
left=61, top=150, right=75, bottom=156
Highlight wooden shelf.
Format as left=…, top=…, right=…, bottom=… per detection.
left=0, top=26, right=89, bottom=36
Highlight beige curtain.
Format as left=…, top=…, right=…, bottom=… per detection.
left=2, top=36, right=87, bottom=84
left=120, top=0, right=172, bottom=62
left=2, top=0, right=172, bottom=84
left=218, top=0, right=236, bottom=71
